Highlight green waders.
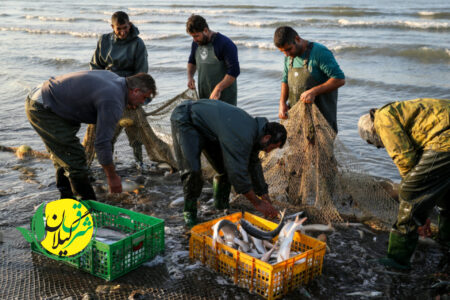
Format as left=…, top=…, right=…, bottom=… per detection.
left=287, top=42, right=338, bottom=132
left=195, top=34, right=237, bottom=106
left=25, top=96, right=96, bottom=201
left=379, top=150, right=450, bottom=269
left=195, top=35, right=236, bottom=206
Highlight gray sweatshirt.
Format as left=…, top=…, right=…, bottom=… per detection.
left=41, top=70, right=127, bottom=165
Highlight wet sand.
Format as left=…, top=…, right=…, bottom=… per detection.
left=0, top=164, right=449, bottom=299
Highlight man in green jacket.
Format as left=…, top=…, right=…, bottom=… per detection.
left=90, top=11, right=149, bottom=168
left=171, top=100, right=286, bottom=227
left=359, top=98, right=450, bottom=269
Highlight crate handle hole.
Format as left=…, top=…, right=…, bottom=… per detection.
left=119, top=213, right=131, bottom=219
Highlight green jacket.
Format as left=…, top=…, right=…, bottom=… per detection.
left=172, top=100, right=269, bottom=195
left=374, top=98, right=450, bottom=177
left=90, top=24, right=148, bottom=77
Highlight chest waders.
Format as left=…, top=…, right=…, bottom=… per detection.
left=196, top=35, right=235, bottom=209
left=195, top=34, right=237, bottom=106
left=287, top=42, right=338, bottom=132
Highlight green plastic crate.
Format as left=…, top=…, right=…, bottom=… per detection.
left=32, top=200, right=165, bottom=281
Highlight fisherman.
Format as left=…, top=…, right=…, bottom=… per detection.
left=358, top=98, right=450, bottom=269
left=186, top=14, right=240, bottom=105
left=274, top=26, right=345, bottom=132
left=186, top=14, right=241, bottom=210
left=170, top=100, right=286, bottom=227
left=90, top=11, right=149, bottom=169
left=25, top=71, right=156, bottom=200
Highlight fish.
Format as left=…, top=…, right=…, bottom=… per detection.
left=239, top=209, right=286, bottom=240
left=233, top=237, right=250, bottom=252
left=250, top=235, right=267, bottom=254
left=95, top=227, right=128, bottom=244
left=212, top=219, right=240, bottom=249
left=169, top=197, right=184, bottom=207
left=238, top=224, right=249, bottom=243
left=277, top=216, right=307, bottom=263
left=121, top=180, right=143, bottom=193
left=300, top=223, right=334, bottom=233
left=261, top=241, right=278, bottom=262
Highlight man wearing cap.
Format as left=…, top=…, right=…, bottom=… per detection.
left=274, top=26, right=345, bottom=132
left=358, top=98, right=450, bottom=269
left=26, top=71, right=156, bottom=200
left=171, top=100, right=286, bottom=227
left=90, top=11, right=149, bottom=168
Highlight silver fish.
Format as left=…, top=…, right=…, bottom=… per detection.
left=300, top=223, right=334, bottom=233
left=212, top=219, right=240, bottom=249
left=277, top=216, right=308, bottom=263
left=261, top=241, right=278, bottom=262
left=239, top=209, right=286, bottom=240
left=238, top=224, right=249, bottom=243
left=250, top=235, right=266, bottom=254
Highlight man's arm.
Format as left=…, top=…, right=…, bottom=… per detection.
left=210, top=74, right=236, bottom=100
left=279, top=82, right=289, bottom=119
left=243, top=190, right=278, bottom=219
left=102, top=163, right=122, bottom=193
left=211, top=35, right=239, bottom=99
left=300, top=78, right=345, bottom=104
left=187, top=63, right=197, bottom=90
left=89, top=37, right=106, bottom=70
left=134, top=39, right=149, bottom=74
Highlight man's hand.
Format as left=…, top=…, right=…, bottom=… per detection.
left=417, top=218, right=432, bottom=237
left=209, top=86, right=221, bottom=100
left=253, top=198, right=278, bottom=219
left=300, top=89, right=317, bottom=104
left=187, top=78, right=196, bottom=90
left=107, top=174, right=122, bottom=193
left=279, top=101, right=289, bottom=119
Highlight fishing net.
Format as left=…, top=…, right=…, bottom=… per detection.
left=83, top=89, right=199, bottom=169
left=261, top=101, right=399, bottom=227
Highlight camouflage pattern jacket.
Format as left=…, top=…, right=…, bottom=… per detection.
left=374, top=98, right=450, bottom=177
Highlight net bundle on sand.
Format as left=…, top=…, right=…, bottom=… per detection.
left=261, top=101, right=399, bottom=227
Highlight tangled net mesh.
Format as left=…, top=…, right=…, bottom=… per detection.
left=83, top=89, right=198, bottom=169
left=83, top=91, right=398, bottom=227
left=261, top=101, right=398, bottom=226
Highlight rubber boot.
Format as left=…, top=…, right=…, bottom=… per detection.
left=378, top=231, right=418, bottom=270
left=437, top=213, right=450, bottom=247
left=182, top=171, right=203, bottom=228
left=69, top=176, right=97, bottom=201
left=213, top=174, right=231, bottom=210
left=56, top=168, right=75, bottom=199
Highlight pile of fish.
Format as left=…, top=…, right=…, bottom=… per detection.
left=210, top=210, right=320, bottom=265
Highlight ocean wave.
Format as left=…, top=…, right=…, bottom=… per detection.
left=417, top=11, right=450, bottom=19
left=128, top=7, right=239, bottom=16
left=332, top=45, right=450, bottom=64
left=337, top=19, right=449, bottom=31
left=25, top=56, right=83, bottom=68
left=133, top=19, right=185, bottom=25
left=234, top=40, right=277, bottom=50
left=168, top=4, right=277, bottom=9
left=139, top=33, right=185, bottom=41
left=24, top=15, right=102, bottom=23
left=0, top=26, right=100, bottom=38
left=347, top=77, right=450, bottom=96
left=289, top=7, right=383, bottom=17
left=228, top=19, right=316, bottom=28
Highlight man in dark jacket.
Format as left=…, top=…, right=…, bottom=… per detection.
left=90, top=11, right=149, bottom=168
left=171, top=100, right=286, bottom=227
left=25, top=71, right=156, bottom=200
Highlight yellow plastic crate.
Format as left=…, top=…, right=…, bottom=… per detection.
left=189, top=212, right=326, bottom=299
